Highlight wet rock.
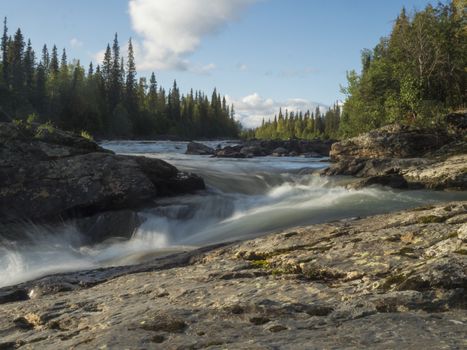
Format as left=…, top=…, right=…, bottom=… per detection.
left=185, top=141, right=215, bottom=155
left=349, top=174, right=408, bottom=189
left=214, top=145, right=245, bottom=158
left=214, top=139, right=334, bottom=158
left=74, top=210, right=142, bottom=245
left=240, top=145, right=266, bottom=157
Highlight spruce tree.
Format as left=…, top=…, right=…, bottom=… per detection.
left=1, top=17, right=9, bottom=84
left=41, top=44, right=49, bottom=71
left=24, top=39, right=35, bottom=92
left=109, top=33, right=121, bottom=110
left=125, top=38, right=137, bottom=115
left=148, top=72, right=157, bottom=114
left=101, top=44, right=112, bottom=87
left=11, top=28, right=25, bottom=92
left=50, top=45, right=59, bottom=76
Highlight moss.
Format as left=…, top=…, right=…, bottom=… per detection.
left=392, top=247, right=417, bottom=258
left=381, top=273, right=407, bottom=290
left=454, top=249, right=467, bottom=255
left=250, top=260, right=270, bottom=269
left=447, top=232, right=459, bottom=239
left=410, top=205, right=435, bottom=212
left=249, top=316, right=270, bottom=325
left=443, top=205, right=453, bottom=212
left=418, top=215, right=445, bottom=224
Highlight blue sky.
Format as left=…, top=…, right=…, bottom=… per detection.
left=0, top=0, right=435, bottom=127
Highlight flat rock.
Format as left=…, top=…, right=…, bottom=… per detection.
left=0, top=202, right=466, bottom=349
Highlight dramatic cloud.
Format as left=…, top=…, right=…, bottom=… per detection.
left=128, top=0, right=257, bottom=71
left=226, top=93, right=328, bottom=129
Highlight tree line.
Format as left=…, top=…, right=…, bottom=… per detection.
left=248, top=0, right=465, bottom=140
left=339, top=0, right=466, bottom=137
left=0, top=19, right=239, bottom=138
left=243, top=103, right=341, bottom=140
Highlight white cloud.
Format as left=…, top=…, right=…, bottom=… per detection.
left=70, top=38, right=83, bottom=48
left=237, top=63, right=248, bottom=71
left=93, top=49, right=105, bottom=65
left=226, top=93, right=329, bottom=129
left=192, top=63, right=217, bottom=75
left=128, top=0, right=257, bottom=71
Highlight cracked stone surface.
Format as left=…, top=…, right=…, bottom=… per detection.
left=0, top=202, right=466, bottom=349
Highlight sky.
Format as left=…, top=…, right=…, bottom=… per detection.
left=0, top=0, right=435, bottom=128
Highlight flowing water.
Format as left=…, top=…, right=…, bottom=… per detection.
left=1, top=140, right=466, bottom=288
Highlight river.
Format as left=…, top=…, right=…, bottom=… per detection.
left=1, top=140, right=466, bottom=287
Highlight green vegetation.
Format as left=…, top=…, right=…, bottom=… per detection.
left=1, top=1, right=464, bottom=140
left=80, top=130, right=94, bottom=141
left=417, top=215, right=446, bottom=224
left=244, top=103, right=341, bottom=140
left=0, top=21, right=239, bottom=139
left=247, top=0, right=465, bottom=140
left=339, top=0, right=466, bottom=137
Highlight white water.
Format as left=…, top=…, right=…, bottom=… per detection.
left=1, top=140, right=466, bottom=288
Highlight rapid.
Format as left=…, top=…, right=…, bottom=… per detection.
left=1, top=140, right=466, bottom=288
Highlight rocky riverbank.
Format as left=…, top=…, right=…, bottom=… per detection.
left=322, top=120, right=467, bottom=190
left=0, top=201, right=466, bottom=349
left=186, top=139, right=334, bottom=158
left=0, top=121, right=204, bottom=242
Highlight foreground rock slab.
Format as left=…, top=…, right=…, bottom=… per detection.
left=0, top=202, right=466, bottom=349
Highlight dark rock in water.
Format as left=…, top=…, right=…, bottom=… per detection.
left=185, top=141, right=215, bottom=155
left=214, top=139, right=334, bottom=158
left=74, top=210, right=142, bottom=245
left=349, top=174, right=409, bottom=190
left=330, top=124, right=453, bottom=161
left=240, top=145, right=266, bottom=157
left=272, top=147, right=288, bottom=156
left=0, top=122, right=205, bottom=224
left=215, top=145, right=245, bottom=158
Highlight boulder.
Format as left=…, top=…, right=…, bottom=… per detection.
left=0, top=122, right=205, bottom=224
left=330, top=124, right=453, bottom=161
left=240, top=145, right=266, bottom=157
left=323, top=122, right=466, bottom=190
left=271, top=147, right=288, bottom=156
left=349, top=174, right=409, bottom=190
left=213, top=139, right=334, bottom=158
left=214, top=145, right=245, bottom=158
left=185, top=141, right=214, bottom=155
